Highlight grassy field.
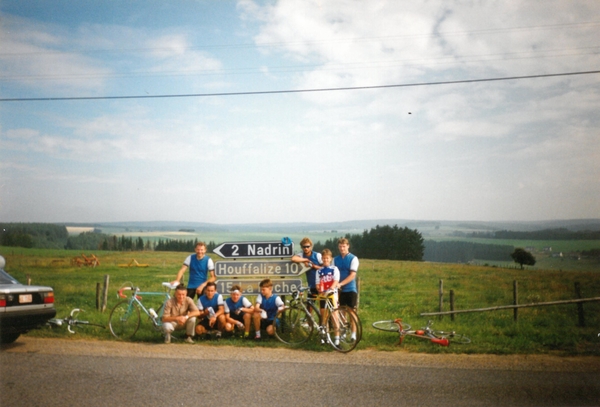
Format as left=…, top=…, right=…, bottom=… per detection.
left=2, top=246, right=599, bottom=355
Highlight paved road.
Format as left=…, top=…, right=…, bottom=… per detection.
left=1, top=338, right=599, bottom=407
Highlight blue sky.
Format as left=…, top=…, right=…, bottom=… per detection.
left=1, top=1, right=599, bottom=224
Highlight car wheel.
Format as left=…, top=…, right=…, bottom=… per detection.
left=0, top=331, right=21, bottom=344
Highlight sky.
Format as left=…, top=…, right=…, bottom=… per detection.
left=0, top=0, right=599, bottom=225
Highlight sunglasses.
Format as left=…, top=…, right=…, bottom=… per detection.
left=301, top=245, right=311, bottom=249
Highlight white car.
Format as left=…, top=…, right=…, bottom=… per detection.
left=0, top=255, right=56, bottom=344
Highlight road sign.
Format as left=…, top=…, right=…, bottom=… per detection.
left=215, top=260, right=309, bottom=278
left=213, top=241, right=294, bottom=259
left=216, top=279, right=303, bottom=296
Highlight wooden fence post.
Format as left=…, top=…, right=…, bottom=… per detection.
left=356, top=277, right=361, bottom=312
left=513, top=280, right=518, bottom=322
left=438, top=279, right=443, bottom=320
left=101, top=274, right=110, bottom=313
left=574, top=282, right=585, bottom=327
left=449, top=289, right=455, bottom=321
left=96, top=282, right=101, bottom=311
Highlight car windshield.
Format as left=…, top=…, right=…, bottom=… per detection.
left=0, top=269, right=19, bottom=285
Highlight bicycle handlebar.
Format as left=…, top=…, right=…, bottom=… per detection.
left=117, top=286, right=137, bottom=298
left=118, top=282, right=176, bottom=298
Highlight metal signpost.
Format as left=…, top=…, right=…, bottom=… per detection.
left=213, top=239, right=304, bottom=296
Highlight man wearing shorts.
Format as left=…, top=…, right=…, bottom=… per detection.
left=291, top=237, right=323, bottom=297
left=172, top=241, right=215, bottom=299
left=195, top=282, right=226, bottom=339
left=224, top=284, right=254, bottom=338
left=334, top=238, right=359, bottom=311
left=252, top=278, right=284, bottom=340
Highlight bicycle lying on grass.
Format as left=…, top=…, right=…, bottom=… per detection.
left=275, top=287, right=362, bottom=353
left=372, top=319, right=470, bottom=346
left=47, top=308, right=105, bottom=334
left=108, top=282, right=177, bottom=340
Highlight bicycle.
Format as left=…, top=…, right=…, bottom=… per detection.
left=274, top=287, right=361, bottom=353
left=47, top=308, right=105, bottom=334
left=108, top=282, right=177, bottom=340
left=303, top=287, right=363, bottom=343
left=372, top=318, right=470, bottom=346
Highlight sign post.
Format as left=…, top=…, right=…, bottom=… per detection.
left=213, top=239, right=303, bottom=296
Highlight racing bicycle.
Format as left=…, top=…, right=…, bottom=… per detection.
left=274, top=287, right=361, bottom=352
left=372, top=318, right=470, bottom=346
left=108, top=282, right=177, bottom=340
left=47, top=308, right=105, bottom=334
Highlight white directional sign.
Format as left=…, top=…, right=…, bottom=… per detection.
left=216, top=279, right=303, bottom=296
left=215, top=260, right=309, bottom=278
left=213, top=241, right=294, bottom=259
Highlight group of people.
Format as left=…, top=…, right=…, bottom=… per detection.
left=161, top=238, right=359, bottom=344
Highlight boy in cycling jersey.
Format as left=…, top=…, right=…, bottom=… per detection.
left=195, top=282, right=226, bottom=339
left=252, top=278, right=284, bottom=340
left=316, top=249, right=340, bottom=339
left=224, top=284, right=254, bottom=339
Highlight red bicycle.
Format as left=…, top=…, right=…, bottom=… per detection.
left=372, top=319, right=470, bottom=346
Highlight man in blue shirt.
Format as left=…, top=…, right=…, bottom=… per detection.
left=224, top=284, right=254, bottom=339
left=291, top=237, right=323, bottom=297
left=252, top=278, right=284, bottom=340
left=172, top=242, right=215, bottom=299
left=195, top=282, right=226, bottom=339
left=334, top=238, right=359, bottom=310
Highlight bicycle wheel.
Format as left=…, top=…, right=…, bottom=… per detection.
left=326, top=307, right=360, bottom=353
left=372, top=320, right=412, bottom=332
left=433, top=330, right=471, bottom=344
left=274, top=306, right=314, bottom=345
left=109, top=300, right=141, bottom=339
left=339, top=306, right=363, bottom=343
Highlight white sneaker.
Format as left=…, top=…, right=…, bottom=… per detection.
left=185, top=336, right=194, bottom=344
left=164, top=333, right=171, bottom=344
left=334, top=337, right=340, bottom=346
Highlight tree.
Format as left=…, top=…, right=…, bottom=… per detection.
left=510, top=248, right=536, bottom=269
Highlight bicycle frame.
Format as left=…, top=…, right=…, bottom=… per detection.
left=399, top=319, right=449, bottom=346
left=47, top=308, right=104, bottom=334
left=373, top=319, right=469, bottom=347
left=109, top=282, right=176, bottom=340
left=117, top=287, right=171, bottom=328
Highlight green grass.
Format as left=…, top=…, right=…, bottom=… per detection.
left=2, top=246, right=599, bottom=355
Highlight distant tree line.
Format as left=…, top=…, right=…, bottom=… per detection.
left=469, top=228, right=600, bottom=240
left=155, top=239, right=217, bottom=253
left=313, top=225, right=425, bottom=261
left=423, top=240, right=514, bottom=263
left=0, top=223, right=68, bottom=249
